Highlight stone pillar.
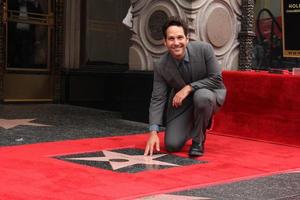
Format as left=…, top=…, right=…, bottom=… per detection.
left=238, top=0, right=256, bottom=70
left=129, top=0, right=242, bottom=71
left=64, top=0, right=81, bottom=69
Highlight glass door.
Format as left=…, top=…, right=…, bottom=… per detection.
left=3, top=0, right=54, bottom=102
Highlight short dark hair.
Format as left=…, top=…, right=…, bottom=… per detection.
left=162, top=16, right=189, bottom=39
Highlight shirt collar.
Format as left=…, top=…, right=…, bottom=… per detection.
left=174, top=49, right=189, bottom=67
left=183, top=50, right=189, bottom=63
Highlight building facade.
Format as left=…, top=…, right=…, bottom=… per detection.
left=3, top=0, right=286, bottom=122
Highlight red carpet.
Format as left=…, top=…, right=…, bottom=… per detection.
left=213, top=71, right=300, bottom=147
left=0, top=133, right=299, bottom=200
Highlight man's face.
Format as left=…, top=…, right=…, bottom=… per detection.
left=164, top=25, right=189, bottom=61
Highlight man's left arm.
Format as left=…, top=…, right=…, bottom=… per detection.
left=190, top=43, right=224, bottom=91
left=172, top=84, right=193, bottom=108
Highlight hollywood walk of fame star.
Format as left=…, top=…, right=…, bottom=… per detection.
left=66, top=150, right=179, bottom=170
left=289, top=169, right=300, bottom=173
left=136, top=194, right=211, bottom=200
left=0, top=118, right=50, bottom=129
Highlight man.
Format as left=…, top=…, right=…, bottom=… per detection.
left=144, top=16, right=226, bottom=157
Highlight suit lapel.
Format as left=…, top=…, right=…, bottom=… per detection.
left=187, top=45, right=197, bottom=82
left=165, top=56, right=186, bottom=89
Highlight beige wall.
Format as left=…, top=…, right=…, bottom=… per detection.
left=85, top=0, right=131, bottom=64
left=64, top=0, right=131, bottom=68
left=255, top=0, right=281, bottom=18
left=64, top=0, right=243, bottom=70
left=129, top=0, right=242, bottom=71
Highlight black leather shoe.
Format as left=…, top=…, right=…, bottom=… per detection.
left=188, top=141, right=204, bottom=157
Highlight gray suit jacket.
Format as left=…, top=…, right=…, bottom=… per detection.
left=149, top=41, right=226, bottom=126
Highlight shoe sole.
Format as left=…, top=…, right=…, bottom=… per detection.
left=188, top=152, right=203, bottom=157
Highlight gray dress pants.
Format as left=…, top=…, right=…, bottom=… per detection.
left=165, top=88, right=218, bottom=152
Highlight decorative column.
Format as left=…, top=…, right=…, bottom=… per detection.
left=64, top=0, right=81, bottom=69
left=238, top=0, right=256, bottom=70
left=53, top=0, right=65, bottom=103
left=129, top=0, right=177, bottom=70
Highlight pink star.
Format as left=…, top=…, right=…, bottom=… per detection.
left=66, top=150, right=179, bottom=170
left=288, top=169, right=300, bottom=173
left=135, top=194, right=210, bottom=200
left=0, top=118, right=50, bottom=129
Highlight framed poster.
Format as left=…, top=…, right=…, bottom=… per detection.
left=282, top=0, right=300, bottom=57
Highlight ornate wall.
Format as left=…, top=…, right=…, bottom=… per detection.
left=129, top=0, right=242, bottom=71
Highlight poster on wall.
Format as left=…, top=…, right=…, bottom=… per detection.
left=282, top=0, right=300, bottom=57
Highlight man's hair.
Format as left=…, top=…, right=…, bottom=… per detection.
left=162, top=16, right=189, bottom=39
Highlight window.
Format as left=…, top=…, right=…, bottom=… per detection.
left=253, top=0, right=300, bottom=71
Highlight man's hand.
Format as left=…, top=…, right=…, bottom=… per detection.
left=144, top=131, right=160, bottom=156
left=172, top=85, right=193, bottom=108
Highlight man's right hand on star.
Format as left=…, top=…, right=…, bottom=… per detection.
left=144, top=131, right=160, bottom=156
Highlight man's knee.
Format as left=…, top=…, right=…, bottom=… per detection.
left=193, top=89, right=215, bottom=110
left=165, top=139, right=185, bottom=152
